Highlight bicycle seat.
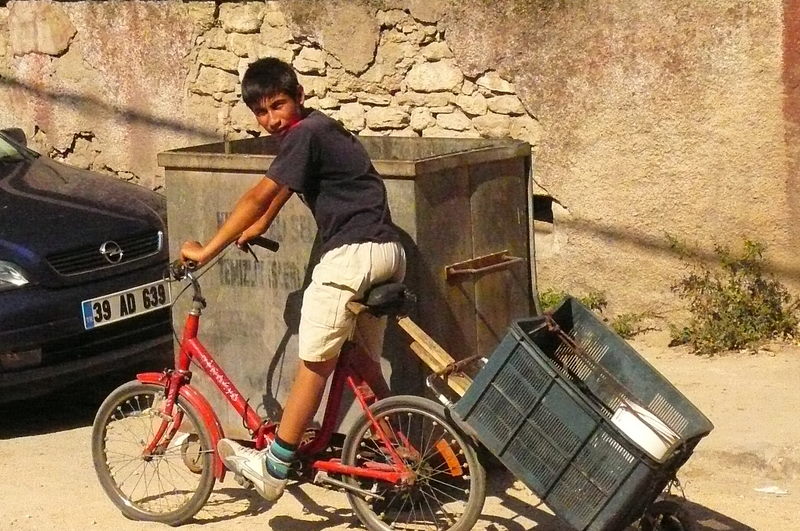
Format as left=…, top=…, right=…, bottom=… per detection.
left=362, top=282, right=413, bottom=316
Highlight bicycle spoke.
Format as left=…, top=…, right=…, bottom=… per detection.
left=111, top=407, right=148, bottom=444
left=108, top=455, right=144, bottom=485
left=126, top=458, right=149, bottom=502
left=422, top=481, right=466, bottom=506
left=161, top=453, right=203, bottom=487
left=344, top=396, right=488, bottom=530
left=419, top=482, right=441, bottom=529
left=416, top=430, right=449, bottom=467
left=93, top=384, right=215, bottom=524
left=154, top=458, right=169, bottom=512
left=390, top=487, right=413, bottom=528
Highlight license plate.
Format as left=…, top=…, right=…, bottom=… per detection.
left=81, top=279, right=172, bottom=330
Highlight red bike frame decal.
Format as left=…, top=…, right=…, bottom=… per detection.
left=181, top=338, right=263, bottom=434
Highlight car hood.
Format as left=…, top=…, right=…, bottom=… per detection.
left=0, top=156, right=167, bottom=283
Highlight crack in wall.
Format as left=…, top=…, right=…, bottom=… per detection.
left=48, top=130, right=94, bottom=159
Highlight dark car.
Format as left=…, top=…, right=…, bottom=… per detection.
left=0, top=128, right=173, bottom=403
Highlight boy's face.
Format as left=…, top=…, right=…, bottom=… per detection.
left=251, top=88, right=305, bottom=136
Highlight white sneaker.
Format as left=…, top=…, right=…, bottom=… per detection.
left=217, top=439, right=287, bottom=501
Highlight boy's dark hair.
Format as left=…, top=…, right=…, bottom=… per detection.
left=241, top=57, right=301, bottom=109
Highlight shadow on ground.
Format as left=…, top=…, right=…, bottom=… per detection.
left=186, top=484, right=358, bottom=529
left=0, top=367, right=756, bottom=531
left=479, top=460, right=755, bottom=531
left=0, top=363, right=159, bottom=439
left=681, top=499, right=756, bottom=531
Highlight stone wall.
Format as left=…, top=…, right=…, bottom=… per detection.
left=2, top=0, right=798, bottom=313
left=0, top=1, right=539, bottom=188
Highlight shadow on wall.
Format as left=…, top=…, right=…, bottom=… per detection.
left=14, top=71, right=799, bottom=288
left=538, top=213, right=800, bottom=281
left=0, top=75, right=218, bottom=141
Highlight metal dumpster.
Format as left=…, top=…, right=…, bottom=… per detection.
left=159, top=136, right=533, bottom=438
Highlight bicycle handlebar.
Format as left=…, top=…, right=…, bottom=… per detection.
left=245, top=236, right=280, bottom=253
left=169, top=237, right=280, bottom=281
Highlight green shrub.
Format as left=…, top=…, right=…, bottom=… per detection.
left=537, top=288, right=569, bottom=313
left=611, top=312, right=656, bottom=339
left=580, top=290, right=609, bottom=313
left=538, top=288, right=608, bottom=314
left=669, top=238, right=799, bottom=354
left=539, top=289, right=654, bottom=340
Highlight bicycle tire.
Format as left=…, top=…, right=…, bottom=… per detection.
left=91, top=381, right=215, bottom=525
left=341, top=395, right=486, bottom=531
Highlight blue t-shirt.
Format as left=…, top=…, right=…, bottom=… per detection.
left=267, top=110, right=399, bottom=254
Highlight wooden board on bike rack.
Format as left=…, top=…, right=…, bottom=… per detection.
left=398, top=317, right=472, bottom=396
left=347, top=301, right=471, bottom=396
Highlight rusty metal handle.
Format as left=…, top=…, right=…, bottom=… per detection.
left=445, top=250, right=524, bottom=280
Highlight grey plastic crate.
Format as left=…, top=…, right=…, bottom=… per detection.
left=453, top=297, right=714, bottom=531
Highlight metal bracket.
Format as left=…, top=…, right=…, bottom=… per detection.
left=445, top=250, right=524, bottom=281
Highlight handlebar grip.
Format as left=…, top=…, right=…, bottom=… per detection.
left=169, top=259, right=197, bottom=280
left=248, top=236, right=280, bottom=252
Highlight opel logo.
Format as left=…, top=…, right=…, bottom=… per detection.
left=99, top=241, right=124, bottom=264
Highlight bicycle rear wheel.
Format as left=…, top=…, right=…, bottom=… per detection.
left=341, top=395, right=486, bottom=531
left=91, top=381, right=215, bottom=525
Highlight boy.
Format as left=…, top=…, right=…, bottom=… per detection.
left=179, top=57, right=405, bottom=501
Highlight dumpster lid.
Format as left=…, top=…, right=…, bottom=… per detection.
left=157, top=136, right=530, bottom=178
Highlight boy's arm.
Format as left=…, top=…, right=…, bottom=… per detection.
left=180, top=177, right=291, bottom=265
left=237, top=184, right=292, bottom=245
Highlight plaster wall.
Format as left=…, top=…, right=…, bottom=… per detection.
left=446, top=0, right=798, bottom=312
left=1, top=0, right=797, bottom=313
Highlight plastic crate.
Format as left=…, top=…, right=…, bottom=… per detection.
left=453, top=297, right=714, bottom=531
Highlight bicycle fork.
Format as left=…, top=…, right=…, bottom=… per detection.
left=135, top=369, right=228, bottom=480
left=140, top=369, right=189, bottom=458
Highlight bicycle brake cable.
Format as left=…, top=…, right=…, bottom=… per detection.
left=168, top=247, right=233, bottom=349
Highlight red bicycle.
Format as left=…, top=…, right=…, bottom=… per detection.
left=91, top=237, right=486, bottom=530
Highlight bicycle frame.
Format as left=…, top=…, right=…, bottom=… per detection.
left=137, top=272, right=412, bottom=485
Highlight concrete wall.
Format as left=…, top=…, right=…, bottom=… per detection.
left=2, top=0, right=798, bottom=314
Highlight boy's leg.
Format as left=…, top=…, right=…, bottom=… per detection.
left=217, top=245, right=364, bottom=501
left=217, top=358, right=338, bottom=502
left=275, top=357, right=338, bottom=444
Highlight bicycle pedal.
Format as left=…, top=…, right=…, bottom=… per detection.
left=234, top=473, right=253, bottom=489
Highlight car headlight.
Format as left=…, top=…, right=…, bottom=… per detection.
left=0, top=261, right=30, bottom=291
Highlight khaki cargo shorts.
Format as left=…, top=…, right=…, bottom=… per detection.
left=298, top=241, right=406, bottom=363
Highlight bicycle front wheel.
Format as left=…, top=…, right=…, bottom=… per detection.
left=91, top=381, right=215, bottom=525
left=341, top=395, right=486, bottom=531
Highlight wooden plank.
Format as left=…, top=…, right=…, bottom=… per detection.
left=409, top=341, right=472, bottom=396
left=407, top=341, right=447, bottom=372
left=397, top=316, right=455, bottom=367
left=399, top=316, right=472, bottom=396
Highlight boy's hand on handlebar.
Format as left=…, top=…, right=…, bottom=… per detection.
left=236, top=230, right=259, bottom=248
left=179, top=240, right=207, bottom=267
